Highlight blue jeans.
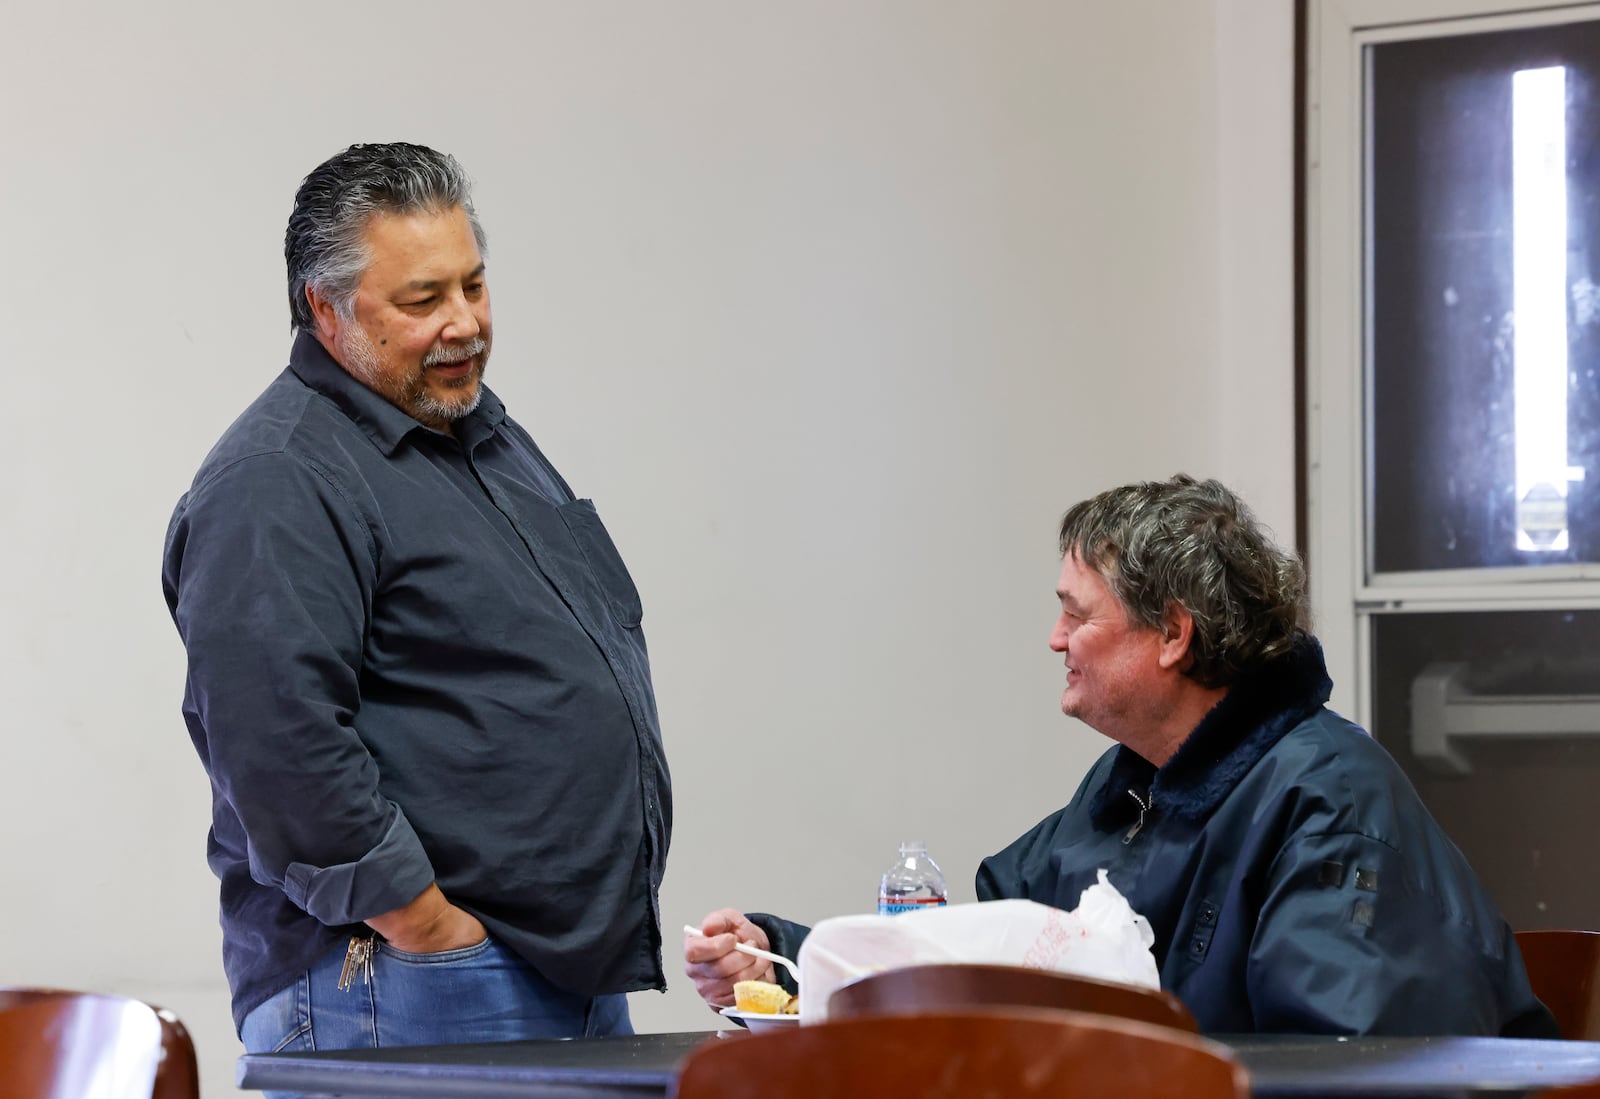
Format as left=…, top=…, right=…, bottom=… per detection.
left=242, top=935, right=632, bottom=1099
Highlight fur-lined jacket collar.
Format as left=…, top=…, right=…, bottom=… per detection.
left=1087, top=635, right=1334, bottom=829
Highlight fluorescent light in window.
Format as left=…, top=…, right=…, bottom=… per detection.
left=1511, top=65, right=1570, bottom=553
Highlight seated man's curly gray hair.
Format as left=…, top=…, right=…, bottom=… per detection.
left=1058, top=474, right=1310, bottom=688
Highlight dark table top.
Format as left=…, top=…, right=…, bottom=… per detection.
left=238, top=1028, right=1600, bottom=1098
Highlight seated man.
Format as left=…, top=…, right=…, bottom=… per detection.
left=686, top=475, right=1556, bottom=1036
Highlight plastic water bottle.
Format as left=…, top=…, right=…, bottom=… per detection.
left=877, top=840, right=948, bottom=915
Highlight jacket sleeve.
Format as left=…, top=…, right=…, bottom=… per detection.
left=976, top=815, right=1060, bottom=902
left=976, top=760, right=1105, bottom=902
left=1247, top=830, right=1512, bottom=1036
left=747, top=913, right=811, bottom=995
left=163, top=454, right=435, bottom=925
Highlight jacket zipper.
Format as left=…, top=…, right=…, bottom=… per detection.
left=1123, top=788, right=1153, bottom=844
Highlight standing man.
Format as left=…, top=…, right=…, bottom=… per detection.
left=686, top=475, right=1554, bottom=1037
left=164, top=143, right=670, bottom=1055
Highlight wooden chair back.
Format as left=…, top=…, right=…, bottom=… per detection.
left=0, top=988, right=200, bottom=1099
left=1516, top=930, right=1600, bottom=1040
left=826, top=961, right=1198, bottom=1032
left=1531, top=1083, right=1600, bottom=1098
left=674, top=1007, right=1247, bottom=1099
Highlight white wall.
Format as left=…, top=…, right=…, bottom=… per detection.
left=0, top=1, right=1293, bottom=1093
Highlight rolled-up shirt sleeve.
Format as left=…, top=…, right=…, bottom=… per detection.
left=165, top=452, right=435, bottom=925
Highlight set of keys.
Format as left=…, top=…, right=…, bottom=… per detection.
left=337, top=934, right=377, bottom=991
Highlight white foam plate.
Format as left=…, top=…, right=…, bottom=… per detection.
left=719, top=1005, right=800, bottom=1032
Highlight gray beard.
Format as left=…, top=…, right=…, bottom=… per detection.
left=416, top=383, right=483, bottom=423
left=339, top=325, right=485, bottom=424
left=336, top=322, right=386, bottom=390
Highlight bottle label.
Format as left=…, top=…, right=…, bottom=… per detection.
left=877, top=897, right=948, bottom=916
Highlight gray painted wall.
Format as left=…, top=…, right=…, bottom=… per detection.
left=0, top=1, right=1293, bottom=1092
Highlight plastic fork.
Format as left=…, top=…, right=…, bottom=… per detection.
left=733, top=940, right=802, bottom=984
left=683, top=924, right=801, bottom=983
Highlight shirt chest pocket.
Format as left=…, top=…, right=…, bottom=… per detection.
left=557, top=499, right=644, bottom=629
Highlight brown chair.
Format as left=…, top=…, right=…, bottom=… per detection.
left=673, top=1007, right=1248, bottom=1099
left=0, top=988, right=200, bottom=1099
left=826, top=961, right=1199, bottom=1032
left=1533, top=1086, right=1600, bottom=1098
left=1516, top=930, right=1600, bottom=1040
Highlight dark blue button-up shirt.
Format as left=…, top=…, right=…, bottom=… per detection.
left=163, top=333, right=671, bottom=1031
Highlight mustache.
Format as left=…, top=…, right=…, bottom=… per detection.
left=423, top=337, right=488, bottom=367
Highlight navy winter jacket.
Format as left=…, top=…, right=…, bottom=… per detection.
left=757, top=638, right=1557, bottom=1036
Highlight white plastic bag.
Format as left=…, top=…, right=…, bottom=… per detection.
left=796, top=869, right=1158, bottom=1023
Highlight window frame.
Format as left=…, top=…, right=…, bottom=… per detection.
left=1305, top=0, right=1600, bottom=722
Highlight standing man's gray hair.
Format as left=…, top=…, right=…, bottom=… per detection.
left=1058, top=474, right=1310, bottom=688
left=285, top=142, right=488, bottom=331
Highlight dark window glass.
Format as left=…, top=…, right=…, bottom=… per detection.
left=1369, top=610, right=1600, bottom=928
left=1369, top=23, right=1600, bottom=572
